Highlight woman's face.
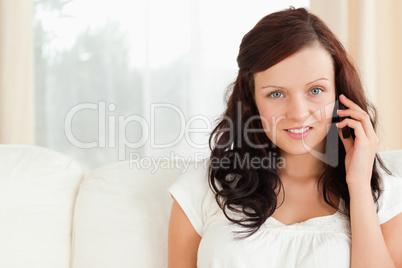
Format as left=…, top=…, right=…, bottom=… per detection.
left=253, top=45, right=336, bottom=156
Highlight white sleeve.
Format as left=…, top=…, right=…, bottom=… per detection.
left=168, top=161, right=210, bottom=237
left=377, top=173, right=402, bottom=225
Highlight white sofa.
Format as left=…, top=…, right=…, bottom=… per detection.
left=0, top=144, right=401, bottom=268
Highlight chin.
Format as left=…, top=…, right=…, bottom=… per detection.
left=279, top=145, right=316, bottom=156
left=276, top=137, right=327, bottom=157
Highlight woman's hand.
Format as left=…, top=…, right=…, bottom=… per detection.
left=336, top=94, right=379, bottom=186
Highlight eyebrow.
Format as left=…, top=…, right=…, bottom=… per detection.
left=261, top=78, right=329, bottom=89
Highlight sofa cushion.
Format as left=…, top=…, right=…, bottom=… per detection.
left=71, top=159, right=192, bottom=268
left=0, top=145, right=83, bottom=268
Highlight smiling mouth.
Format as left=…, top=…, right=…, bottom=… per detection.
left=285, top=126, right=312, bottom=134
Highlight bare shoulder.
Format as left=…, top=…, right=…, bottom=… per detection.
left=168, top=198, right=202, bottom=268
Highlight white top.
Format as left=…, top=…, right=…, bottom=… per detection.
left=168, top=162, right=402, bottom=268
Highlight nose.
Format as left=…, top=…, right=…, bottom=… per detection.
left=286, top=96, right=311, bottom=123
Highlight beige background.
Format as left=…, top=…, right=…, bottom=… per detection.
left=311, top=0, right=402, bottom=150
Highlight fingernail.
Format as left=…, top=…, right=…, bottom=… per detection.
left=335, top=123, right=339, bottom=127
left=340, top=94, right=346, bottom=98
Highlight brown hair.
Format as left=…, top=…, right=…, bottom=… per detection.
left=208, top=7, right=391, bottom=237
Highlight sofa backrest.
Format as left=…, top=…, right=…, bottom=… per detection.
left=0, top=145, right=83, bottom=268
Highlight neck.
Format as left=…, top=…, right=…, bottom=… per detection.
left=278, top=150, right=327, bottom=183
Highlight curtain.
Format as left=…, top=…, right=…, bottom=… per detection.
left=310, top=0, right=402, bottom=151
left=0, top=0, right=35, bottom=144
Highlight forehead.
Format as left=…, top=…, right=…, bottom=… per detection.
left=254, top=45, right=334, bottom=87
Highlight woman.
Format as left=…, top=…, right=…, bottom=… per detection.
left=168, top=7, right=402, bottom=267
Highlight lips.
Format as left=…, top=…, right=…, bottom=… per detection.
left=286, top=126, right=311, bottom=133
left=284, top=126, right=312, bottom=140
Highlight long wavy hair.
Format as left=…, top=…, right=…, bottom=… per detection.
left=208, top=7, right=391, bottom=237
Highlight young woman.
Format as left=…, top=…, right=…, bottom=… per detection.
left=168, top=7, right=402, bottom=268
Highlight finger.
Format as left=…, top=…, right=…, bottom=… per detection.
left=336, top=118, right=367, bottom=139
left=337, top=127, right=354, bottom=152
left=336, top=109, right=376, bottom=138
left=338, top=94, right=377, bottom=138
left=338, top=94, right=362, bottom=111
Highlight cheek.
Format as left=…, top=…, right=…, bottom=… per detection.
left=314, top=102, right=336, bottom=135
left=324, top=102, right=336, bottom=124
left=256, top=104, right=277, bottom=130
left=314, top=96, right=335, bottom=121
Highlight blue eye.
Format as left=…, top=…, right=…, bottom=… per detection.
left=269, top=91, right=283, bottom=98
left=310, top=88, right=323, bottom=95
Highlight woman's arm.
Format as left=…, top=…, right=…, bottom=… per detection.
left=336, top=94, right=398, bottom=267
left=381, top=212, right=402, bottom=267
left=168, top=198, right=202, bottom=268
left=348, top=183, right=397, bottom=268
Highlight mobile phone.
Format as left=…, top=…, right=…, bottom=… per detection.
left=338, top=102, right=351, bottom=139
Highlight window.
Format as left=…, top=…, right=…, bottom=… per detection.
left=34, top=0, right=310, bottom=170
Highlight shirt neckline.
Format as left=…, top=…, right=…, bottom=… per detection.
left=267, top=198, right=344, bottom=227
